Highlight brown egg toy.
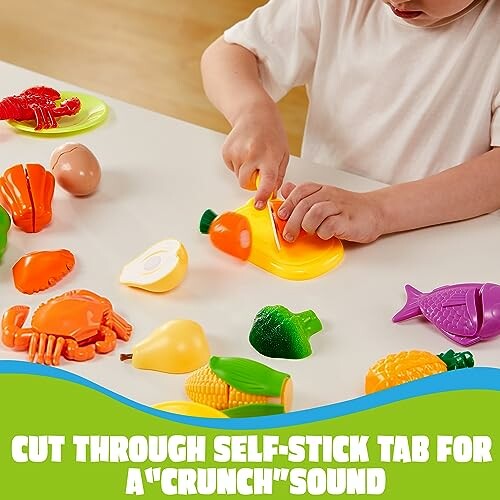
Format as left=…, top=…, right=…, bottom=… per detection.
left=50, top=143, right=101, bottom=196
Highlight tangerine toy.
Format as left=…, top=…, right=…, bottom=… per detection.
left=393, top=283, right=500, bottom=346
left=121, top=319, right=210, bottom=374
left=200, top=198, right=343, bottom=280
left=249, top=305, right=323, bottom=359
left=200, top=209, right=252, bottom=260
left=12, top=249, right=75, bottom=294
left=0, top=86, right=81, bottom=130
left=0, top=206, right=10, bottom=260
left=0, top=163, right=55, bottom=233
left=1, top=290, right=132, bottom=365
left=186, top=356, right=293, bottom=415
left=365, top=349, right=474, bottom=394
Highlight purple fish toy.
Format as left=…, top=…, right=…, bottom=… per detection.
left=393, top=283, right=500, bottom=346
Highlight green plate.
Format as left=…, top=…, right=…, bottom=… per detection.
left=7, top=91, right=108, bottom=135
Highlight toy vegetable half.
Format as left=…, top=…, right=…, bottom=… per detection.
left=200, top=209, right=252, bottom=260
left=186, top=356, right=292, bottom=414
left=365, top=349, right=474, bottom=394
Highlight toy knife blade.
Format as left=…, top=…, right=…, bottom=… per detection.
left=268, top=201, right=281, bottom=251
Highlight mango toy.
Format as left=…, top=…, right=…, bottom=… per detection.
left=185, top=356, right=293, bottom=415
left=365, top=349, right=475, bottom=394
left=120, top=319, right=209, bottom=374
left=249, top=305, right=323, bottom=359
left=120, top=239, right=188, bottom=293
left=0, top=206, right=10, bottom=260
left=200, top=209, right=252, bottom=260
left=50, top=143, right=101, bottom=196
left=152, top=401, right=228, bottom=418
left=0, top=163, right=55, bottom=233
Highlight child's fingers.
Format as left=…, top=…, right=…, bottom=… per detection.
left=278, top=183, right=322, bottom=220
left=280, top=181, right=296, bottom=199
left=238, top=162, right=259, bottom=190
left=301, top=202, right=340, bottom=234
left=282, top=191, right=325, bottom=242
left=275, top=152, right=289, bottom=192
left=317, top=215, right=347, bottom=241
left=254, top=169, right=278, bottom=209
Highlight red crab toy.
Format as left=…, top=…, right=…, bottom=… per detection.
left=2, top=290, right=132, bottom=365
left=0, top=86, right=81, bottom=130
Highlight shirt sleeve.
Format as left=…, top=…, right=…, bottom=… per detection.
left=224, top=0, right=321, bottom=101
left=492, top=90, right=500, bottom=147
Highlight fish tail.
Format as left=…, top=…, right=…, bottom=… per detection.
left=392, top=285, right=423, bottom=322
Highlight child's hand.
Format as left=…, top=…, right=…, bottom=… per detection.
left=222, top=101, right=289, bottom=209
left=278, top=182, right=385, bottom=243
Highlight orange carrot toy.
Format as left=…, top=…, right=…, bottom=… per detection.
left=365, top=349, right=474, bottom=394
left=200, top=209, right=252, bottom=260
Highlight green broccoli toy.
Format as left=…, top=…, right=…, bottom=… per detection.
left=249, top=305, right=323, bottom=359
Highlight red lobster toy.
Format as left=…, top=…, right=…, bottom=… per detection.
left=0, top=86, right=81, bottom=130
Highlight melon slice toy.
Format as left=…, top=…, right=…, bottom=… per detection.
left=120, top=239, right=188, bottom=293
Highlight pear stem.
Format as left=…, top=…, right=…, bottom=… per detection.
left=120, top=353, right=133, bottom=362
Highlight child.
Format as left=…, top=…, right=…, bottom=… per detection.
left=201, top=0, right=500, bottom=243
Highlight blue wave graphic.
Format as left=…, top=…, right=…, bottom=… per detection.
left=0, top=360, right=499, bottom=429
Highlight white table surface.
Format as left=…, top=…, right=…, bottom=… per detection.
left=0, top=60, right=499, bottom=411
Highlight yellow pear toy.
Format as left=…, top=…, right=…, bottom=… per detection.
left=121, top=320, right=210, bottom=374
left=120, top=239, right=188, bottom=293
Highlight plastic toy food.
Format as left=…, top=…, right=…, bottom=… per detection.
left=0, top=206, right=10, bottom=260
left=0, top=86, right=80, bottom=130
left=50, top=143, right=101, bottom=196
left=200, top=209, right=252, bottom=260
left=121, top=319, right=209, bottom=374
left=185, top=356, right=293, bottom=415
left=365, top=349, right=474, bottom=394
left=12, top=249, right=75, bottom=294
left=120, top=239, right=188, bottom=293
left=0, top=163, right=55, bottom=233
left=152, top=401, right=228, bottom=418
left=201, top=198, right=343, bottom=280
left=393, top=283, right=500, bottom=346
left=249, top=305, right=323, bottom=359
left=1, top=290, right=132, bottom=365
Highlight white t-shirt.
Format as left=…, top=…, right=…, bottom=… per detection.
left=224, top=0, right=500, bottom=184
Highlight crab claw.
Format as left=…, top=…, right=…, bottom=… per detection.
left=54, top=97, right=81, bottom=117
left=2, top=305, right=32, bottom=350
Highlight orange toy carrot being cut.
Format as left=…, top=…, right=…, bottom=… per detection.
left=365, top=349, right=474, bottom=394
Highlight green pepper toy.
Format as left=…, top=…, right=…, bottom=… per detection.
left=0, top=206, right=10, bottom=261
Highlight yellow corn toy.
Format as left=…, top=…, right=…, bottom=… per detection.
left=185, top=356, right=293, bottom=416
left=365, top=349, right=474, bottom=394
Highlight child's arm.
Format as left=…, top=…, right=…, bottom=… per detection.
left=278, top=147, right=500, bottom=243
left=201, top=37, right=290, bottom=208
